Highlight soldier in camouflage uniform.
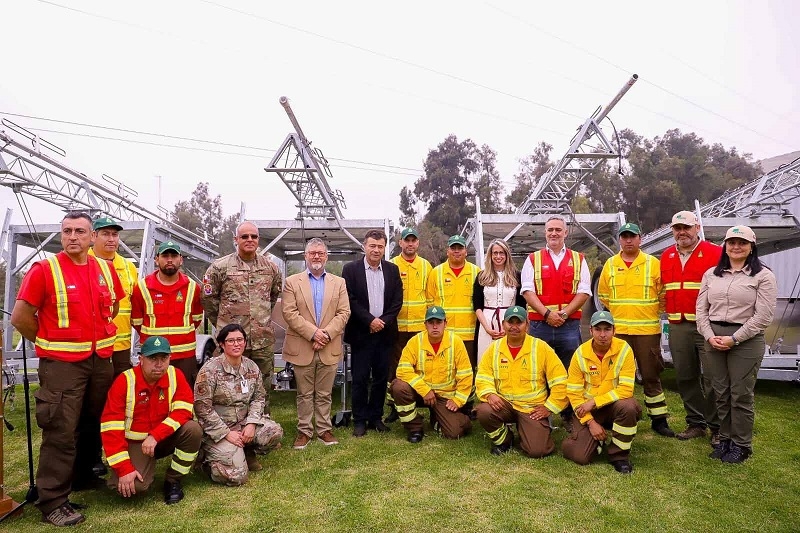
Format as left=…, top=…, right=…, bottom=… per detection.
left=194, top=324, right=283, bottom=486
left=202, top=221, right=282, bottom=414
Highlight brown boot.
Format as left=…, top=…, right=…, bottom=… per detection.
left=245, top=448, right=262, bottom=471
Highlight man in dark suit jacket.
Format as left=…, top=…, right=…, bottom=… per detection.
left=342, top=229, right=403, bottom=437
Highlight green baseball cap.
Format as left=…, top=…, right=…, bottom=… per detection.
left=157, top=241, right=182, bottom=255
left=618, top=222, right=641, bottom=236
left=503, top=306, right=527, bottom=322
left=447, top=235, right=467, bottom=247
left=92, top=216, right=123, bottom=232
left=425, top=306, right=446, bottom=321
left=400, top=227, right=419, bottom=239
left=140, top=336, right=172, bottom=357
left=590, top=310, right=615, bottom=327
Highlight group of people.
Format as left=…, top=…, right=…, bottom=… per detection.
left=9, top=210, right=777, bottom=527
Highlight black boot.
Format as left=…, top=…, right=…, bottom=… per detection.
left=384, top=404, right=400, bottom=423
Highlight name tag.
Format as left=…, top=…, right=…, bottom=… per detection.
left=240, top=378, right=249, bottom=394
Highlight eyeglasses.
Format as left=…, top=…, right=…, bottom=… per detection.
left=224, top=337, right=246, bottom=345
left=491, top=251, right=506, bottom=256
left=238, top=234, right=259, bottom=240
left=307, top=251, right=327, bottom=257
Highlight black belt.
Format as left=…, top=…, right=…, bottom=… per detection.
left=710, top=321, right=743, bottom=327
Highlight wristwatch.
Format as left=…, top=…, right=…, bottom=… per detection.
left=732, top=336, right=740, bottom=346
left=559, top=311, right=568, bottom=319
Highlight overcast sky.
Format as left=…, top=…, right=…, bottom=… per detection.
left=1, top=0, right=798, bottom=230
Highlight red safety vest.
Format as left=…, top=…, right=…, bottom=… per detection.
left=661, top=240, right=722, bottom=323
left=34, top=252, right=117, bottom=361
left=527, top=249, right=583, bottom=321
left=131, top=272, right=202, bottom=359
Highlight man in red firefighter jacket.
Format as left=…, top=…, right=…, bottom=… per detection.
left=11, top=212, right=124, bottom=526
left=660, top=210, right=722, bottom=443
left=131, top=241, right=203, bottom=387
left=520, top=215, right=591, bottom=430
left=101, top=336, right=201, bottom=505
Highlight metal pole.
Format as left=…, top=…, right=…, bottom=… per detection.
left=596, top=74, right=639, bottom=123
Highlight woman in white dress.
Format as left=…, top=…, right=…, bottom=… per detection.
left=473, top=239, right=525, bottom=363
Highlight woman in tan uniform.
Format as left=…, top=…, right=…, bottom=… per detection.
left=696, top=225, right=777, bottom=464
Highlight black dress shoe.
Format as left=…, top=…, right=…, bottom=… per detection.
left=651, top=418, right=675, bottom=438
left=163, top=480, right=184, bottom=505
left=407, top=431, right=424, bottom=443
left=92, top=461, right=108, bottom=477
left=353, top=422, right=367, bottom=437
left=611, top=460, right=634, bottom=474
left=72, top=475, right=105, bottom=492
left=370, top=420, right=391, bottom=433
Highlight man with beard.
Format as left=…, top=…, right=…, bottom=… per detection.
left=131, top=241, right=203, bottom=387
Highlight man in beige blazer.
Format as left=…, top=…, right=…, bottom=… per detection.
left=282, top=238, right=351, bottom=450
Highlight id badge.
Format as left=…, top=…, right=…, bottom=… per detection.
left=240, top=378, right=249, bottom=394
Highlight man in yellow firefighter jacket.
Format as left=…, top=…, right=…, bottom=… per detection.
left=562, top=311, right=642, bottom=474
left=475, top=306, right=568, bottom=457
left=90, top=216, right=139, bottom=377
left=101, top=336, right=201, bottom=505
left=598, top=222, right=675, bottom=438
left=426, top=235, right=481, bottom=367
left=390, top=306, right=473, bottom=442
left=385, top=227, right=433, bottom=423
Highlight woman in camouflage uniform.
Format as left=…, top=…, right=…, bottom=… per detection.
left=194, top=324, right=283, bottom=485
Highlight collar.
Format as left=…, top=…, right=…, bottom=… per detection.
left=307, top=269, right=327, bottom=280
left=363, top=257, right=382, bottom=271
left=546, top=245, right=567, bottom=256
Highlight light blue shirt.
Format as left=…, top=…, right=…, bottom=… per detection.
left=307, top=269, right=326, bottom=326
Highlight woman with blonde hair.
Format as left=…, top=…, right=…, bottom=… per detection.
left=473, top=239, right=526, bottom=363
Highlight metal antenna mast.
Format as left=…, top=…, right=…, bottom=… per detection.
left=265, top=97, right=347, bottom=220
left=516, top=74, right=638, bottom=215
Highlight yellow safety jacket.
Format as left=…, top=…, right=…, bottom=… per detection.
left=396, top=331, right=473, bottom=407
left=597, top=251, right=663, bottom=335
left=475, top=335, right=568, bottom=414
left=89, top=249, right=138, bottom=350
left=391, top=255, right=433, bottom=333
left=566, top=337, right=636, bottom=424
left=426, top=261, right=480, bottom=341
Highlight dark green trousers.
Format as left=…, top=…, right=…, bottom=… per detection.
left=704, top=325, right=764, bottom=449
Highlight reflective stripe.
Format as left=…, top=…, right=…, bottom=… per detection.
left=163, top=417, right=181, bottom=431
left=611, top=437, right=632, bottom=450
left=46, top=256, right=69, bottom=328
left=174, top=448, right=198, bottom=462
left=170, top=460, right=191, bottom=474
left=612, top=422, right=637, bottom=436
left=35, top=338, right=93, bottom=352
left=648, top=406, right=668, bottom=416
left=107, top=451, right=129, bottom=466
left=487, top=424, right=509, bottom=445
left=101, top=420, right=125, bottom=432
left=171, top=400, right=194, bottom=413
left=645, top=392, right=666, bottom=404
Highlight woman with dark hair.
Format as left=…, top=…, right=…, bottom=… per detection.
left=696, top=225, right=777, bottom=464
left=473, top=239, right=526, bottom=363
left=193, top=324, right=283, bottom=485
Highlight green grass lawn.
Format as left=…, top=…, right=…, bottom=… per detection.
left=2, top=369, right=799, bottom=532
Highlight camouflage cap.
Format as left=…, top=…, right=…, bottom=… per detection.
left=92, top=216, right=123, bottom=231
left=140, top=336, right=171, bottom=357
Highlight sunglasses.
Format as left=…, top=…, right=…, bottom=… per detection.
left=238, top=234, right=259, bottom=240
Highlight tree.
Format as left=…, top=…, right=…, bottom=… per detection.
left=398, top=185, right=417, bottom=227
left=506, top=142, right=553, bottom=209
left=473, top=144, right=506, bottom=214
left=172, top=182, right=223, bottom=241
left=216, top=213, right=240, bottom=256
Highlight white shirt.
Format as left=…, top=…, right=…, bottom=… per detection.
left=520, top=245, right=592, bottom=296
